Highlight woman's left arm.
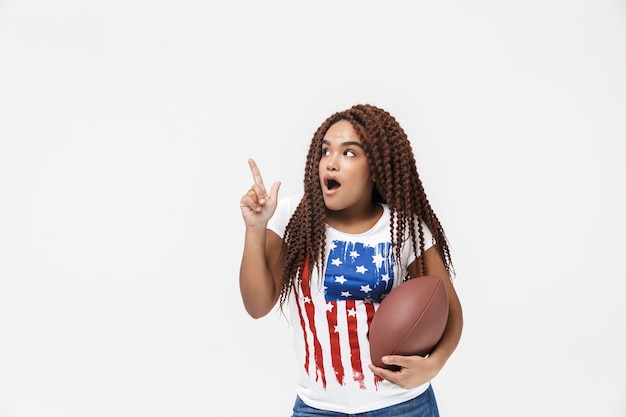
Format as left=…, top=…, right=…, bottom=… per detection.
left=368, top=246, right=463, bottom=388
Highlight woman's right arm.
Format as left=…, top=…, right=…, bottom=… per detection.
left=238, top=158, right=283, bottom=319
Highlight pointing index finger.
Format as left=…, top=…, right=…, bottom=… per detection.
left=247, top=158, right=265, bottom=186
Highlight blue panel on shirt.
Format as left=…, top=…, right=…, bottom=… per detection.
left=324, top=240, right=396, bottom=303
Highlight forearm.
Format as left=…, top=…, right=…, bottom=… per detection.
left=428, top=292, right=463, bottom=369
left=239, top=227, right=280, bottom=318
left=416, top=247, right=464, bottom=370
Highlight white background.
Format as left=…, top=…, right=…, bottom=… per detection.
left=1, top=1, right=625, bottom=416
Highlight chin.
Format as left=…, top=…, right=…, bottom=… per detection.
left=322, top=198, right=346, bottom=212
left=322, top=196, right=337, bottom=210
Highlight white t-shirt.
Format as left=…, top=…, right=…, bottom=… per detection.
left=267, top=194, right=435, bottom=414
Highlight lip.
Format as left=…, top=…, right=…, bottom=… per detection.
left=322, top=173, right=341, bottom=195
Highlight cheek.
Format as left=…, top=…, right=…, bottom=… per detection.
left=356, top=163, right=370, bottom=178
left=354, top=170, right=374, bottom=190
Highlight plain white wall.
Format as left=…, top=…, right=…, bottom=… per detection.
left=1, top=1, right=625, bottom=416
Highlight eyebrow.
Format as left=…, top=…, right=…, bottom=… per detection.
left=322, top=139, right=364, bottom=148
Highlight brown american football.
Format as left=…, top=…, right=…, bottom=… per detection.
left=368, top=275, right=449, bottom=369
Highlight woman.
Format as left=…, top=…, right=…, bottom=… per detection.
left=239, top=104, right=462, bottom=416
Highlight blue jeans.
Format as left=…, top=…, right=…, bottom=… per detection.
left=291, top=385, right=440, bottom=417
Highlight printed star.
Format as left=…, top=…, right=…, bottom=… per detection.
left=331, top=258, right=343, bottom=267
left=347, top=308, right=357, bottom=317
left=341, top=291, right=352, bottom=298
left=381, top=274, right=390, bottom=284
left=329, top=241, right=337, bottom=251
left=371, top=253, right=384, bottom=268
left=302, top=296, right=311, bottom=304
left=360, top=284, right=372, bottom=293
left=349, top=250, right=360, bottom=260
left=335, top=275, right=347, bottom=284
left=356, top=265, right=368, bottom=274
left=325, top=302, right=334, bottom=312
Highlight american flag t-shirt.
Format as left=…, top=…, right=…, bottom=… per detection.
left=293, top=238, right=396, bottom=391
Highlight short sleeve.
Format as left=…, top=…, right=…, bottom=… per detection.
left=405, top=221, right=435, bottom=267
left=267, top=194, right=302, bottom=239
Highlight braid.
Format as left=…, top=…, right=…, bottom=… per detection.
left=278, top=104, right=454, bottom=309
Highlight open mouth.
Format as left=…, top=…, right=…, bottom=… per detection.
left=326, top=178, right=341, bottom=190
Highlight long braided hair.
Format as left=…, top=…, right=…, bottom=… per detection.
left=278, top=104, right=453, bottom=309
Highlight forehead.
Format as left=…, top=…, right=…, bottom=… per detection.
left=322, top=120, right=361, bottom=144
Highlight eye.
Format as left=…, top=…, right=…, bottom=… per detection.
left=321, top=148, right=330, bottom=157
left=344, top=149, right=356, bottom=157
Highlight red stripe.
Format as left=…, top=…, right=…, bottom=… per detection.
left=345, top=299, right=365, bottom=389
left=365, top=300, right=376, bottom=324
left=293, top=282, right=310, bottom=375
left=299, top=260, right=327, bottom=388
left=326, top=301, right=344, bottom=385
left=365, top=301, right=384, bottom=386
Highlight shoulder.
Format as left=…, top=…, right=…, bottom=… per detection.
left=275, top=193, right=302, bottom=220
left=278, top=194, right=302, bottom=211
left=267, top=194, right=302, bottom=238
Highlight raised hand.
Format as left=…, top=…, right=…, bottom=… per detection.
left=239, top=158, right=281, bottom=229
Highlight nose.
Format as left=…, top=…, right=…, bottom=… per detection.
left=326, top=153, right=339, bottom=171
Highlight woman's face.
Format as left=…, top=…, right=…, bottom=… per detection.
left=318, top=120, right=375, bottom=213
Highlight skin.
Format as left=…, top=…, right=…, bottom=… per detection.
left=239, top=120, right=463, bottom=389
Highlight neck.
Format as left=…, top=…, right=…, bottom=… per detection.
left=325, top=204, right=383, bottom=234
